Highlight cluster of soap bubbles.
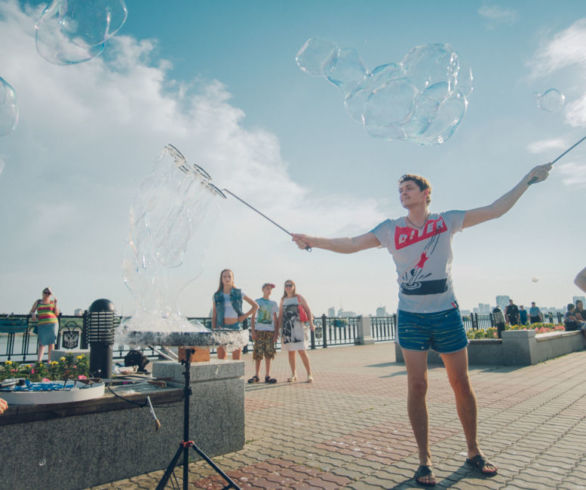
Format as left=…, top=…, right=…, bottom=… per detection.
left=296, top=39, right=473, bottom=145
left=536, top=88, right=565, bottom=113
left=35, top=0, right=128, bottom=65
left=121, top=145, right=225, bottom=339
left=0, top=77, right=18, bottom=137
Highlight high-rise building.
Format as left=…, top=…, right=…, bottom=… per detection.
left=478, top=303, right=491, bottom=314
left=496, top=295, right=510, bottom=311
left=328, top=307, right=336, bottom=317
left=375, top=306, right=387, bottom=316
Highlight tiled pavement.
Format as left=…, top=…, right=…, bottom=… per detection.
left=91, top=343, right=586, bottom=489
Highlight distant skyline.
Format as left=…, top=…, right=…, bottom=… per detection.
left=1, top=0, right=585, bottom=318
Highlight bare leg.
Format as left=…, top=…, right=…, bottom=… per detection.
left=37, top=344, right=45, bottom=363
left=440, top=348, right=496, bottom=474
left=298, top=350, right=312, bottom=377
left=265, top=357, right=272, bottom=377
left=288, top=351, right=296, bottom=379
left=255, top=358, right=262, bottom=378
left=232, top=348, right=242, bottom=360
left=47, top=344, right=54, bottom=362
left=440, top=349, right=480, bottom=455
left=217, top=345, right=226, bottom=360
left=402, top=349, right=432, bottom=467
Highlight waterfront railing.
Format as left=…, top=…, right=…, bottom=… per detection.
left=0, top=311, right=564, bottom=363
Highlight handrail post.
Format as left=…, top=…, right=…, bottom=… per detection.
left=322, top=314, right=328, bottom=348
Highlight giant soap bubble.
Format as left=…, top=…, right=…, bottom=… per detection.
left=35, top=0, right=128, bottom=65
left=119, top=145, right=249, bottom=352
left=297, top=39, right=473, bottom=146
left=0, top=77, right=19, bottom=136
left=537, top=89, right=565, bottom=113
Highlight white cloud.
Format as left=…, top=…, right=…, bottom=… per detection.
left=558, top=161, right=586, bottom=188
left=529, top=18, right=586, bottom=129
left=478, top=5, right=518, bottom=27
left=530, top=18, right=586, bottom=77
left=0, top=0, right=385, bottom=315
left=526, top=138, right=567, bottom=154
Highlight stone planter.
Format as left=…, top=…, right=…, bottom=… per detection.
left=395, top=329, right=585, bottom=366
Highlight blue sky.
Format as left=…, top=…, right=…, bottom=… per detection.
left=0, top=0, right=585, bottom=318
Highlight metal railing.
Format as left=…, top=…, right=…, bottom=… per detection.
left=0, top=310, right=566, bottom=363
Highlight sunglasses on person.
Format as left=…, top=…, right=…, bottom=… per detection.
left=43, top=290, right=51, bottom=295
left=285, top=283, right=293, bottom=288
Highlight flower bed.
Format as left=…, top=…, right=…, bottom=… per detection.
left=0, top=353, right=89, bottom=382
left=466, top=323, right=564, bottom=339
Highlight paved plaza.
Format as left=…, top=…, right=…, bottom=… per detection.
left=92, top=343, right=586, bottom=489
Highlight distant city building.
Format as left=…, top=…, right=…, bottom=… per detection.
left=337, top=308, right=357, bottom=317
left=375, top=306, right=387, bottom=316
left=496, top=295, right=510, bottom=311
left=74, top=308, right=84, bottom=316
left=328, top=307, right=336, bottom=317
left=473, top=303, right=491, bottom=314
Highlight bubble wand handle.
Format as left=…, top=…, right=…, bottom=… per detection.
left=222, top=189, right=311, bottom=251
left=529, top=135, right=586, bottom=185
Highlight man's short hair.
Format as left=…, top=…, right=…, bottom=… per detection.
left=399, top=174, right=432, bottom=204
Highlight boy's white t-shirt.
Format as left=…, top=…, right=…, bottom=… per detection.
left=371, top=210, right=466, bottom=313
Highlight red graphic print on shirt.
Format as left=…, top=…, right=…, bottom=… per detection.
left=394, top=217, right=447, bottom=250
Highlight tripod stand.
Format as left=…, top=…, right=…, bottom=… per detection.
left=156, top=349, right=240, bottom=490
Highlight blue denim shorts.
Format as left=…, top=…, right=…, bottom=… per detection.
left=397, top=307, right=468, bottom=354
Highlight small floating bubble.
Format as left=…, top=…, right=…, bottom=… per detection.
left=537, top=88, right=565, bottom=112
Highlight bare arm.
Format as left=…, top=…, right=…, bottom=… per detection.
left=462, top=163, right=552, bottom=229
left=292, top=231, right=380, bottom=253
left=278, top=299, right=284, bottom=330
left=575, top=268, right=586, bottom=293
left=29, top=300, right=39, bottom=321
left=211, top=302, right=217, bottom=330
left=238, top=295, right=259, bottom=323
left=53, top=299, right=60, bottom=317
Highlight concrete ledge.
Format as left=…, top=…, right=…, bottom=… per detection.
left=395, top=330, right=584, bottom=366
left=0, top=359, right=245, bottom=490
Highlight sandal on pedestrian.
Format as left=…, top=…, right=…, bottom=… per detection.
left=306, top=374, right=313, bottom=383
left=414, top=465, right=436, bottom=487
left=264, top=376, right=277, bottom=384
left=287, top=375, right=297, bottom=383
left=247, top=375, right=260, bottom=384
left=465, top=455, right=498, bottom=476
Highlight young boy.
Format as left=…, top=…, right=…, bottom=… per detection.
left=248, top=283, right=279, bottom=384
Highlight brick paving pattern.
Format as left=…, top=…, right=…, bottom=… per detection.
left=89, top=343, right=586, bottom=489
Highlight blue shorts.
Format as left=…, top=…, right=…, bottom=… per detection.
left=397, top=307, right=468, bottom=354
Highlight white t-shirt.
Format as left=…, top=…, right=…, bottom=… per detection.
left=222, top=291, right=246, bottom=319
left=371, top=210, right=466, bottom=313
left=254, top=298, right=279, bottom=331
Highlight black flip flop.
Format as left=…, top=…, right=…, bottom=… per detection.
left=466, top=455, right=498, bottom=476
left=264, top=376, right=277, bottom=384
left=414, top=465, right=436, bottom=487
left=247, top=375, right=260, bottom=384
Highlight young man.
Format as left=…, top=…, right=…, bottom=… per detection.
left=529, top=301, right=543, bottom=324
left=292, top=163, right=551, bottom=486
left=505, top=299, right=520, bottom=326
left=248, top=283, right=279, bottom=384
